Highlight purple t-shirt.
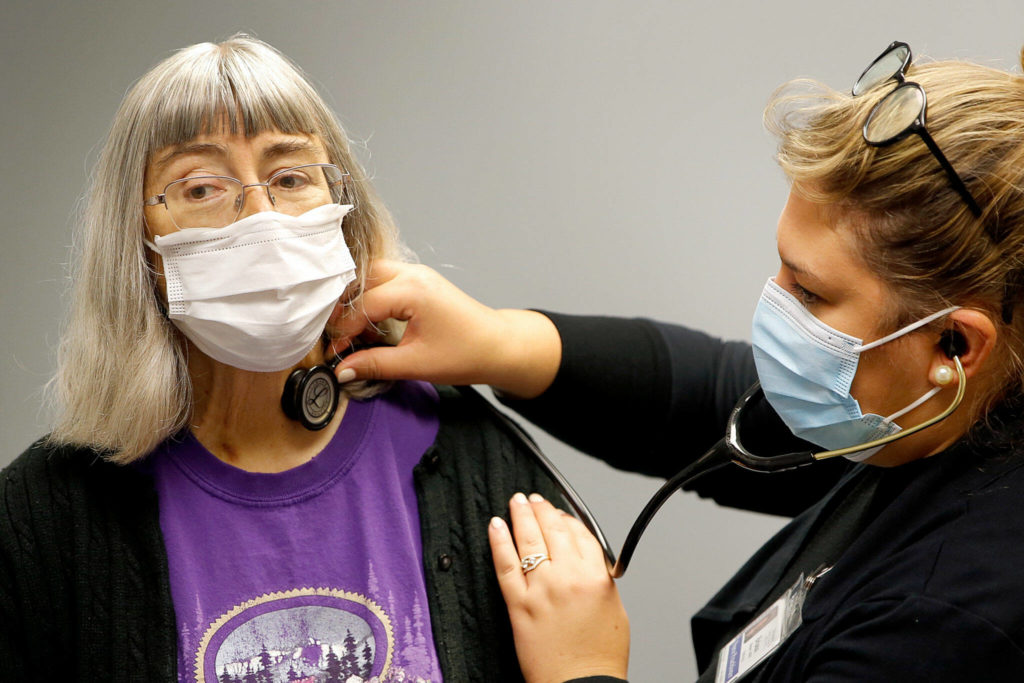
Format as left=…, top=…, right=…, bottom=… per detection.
left=150, top=381, right=443, bottom=683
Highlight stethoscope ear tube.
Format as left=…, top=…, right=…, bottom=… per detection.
left=463, top=359, right=964, bottom=579
left=725, top=382, right=817, bottom=471
left=725, top=357, right=966, bottom=466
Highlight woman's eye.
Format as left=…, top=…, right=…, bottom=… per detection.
left=187, top=184, right=214, bottom=200
left=272, top=172, right=309, bottom=191
left=171, top=178, right=230, bottom=202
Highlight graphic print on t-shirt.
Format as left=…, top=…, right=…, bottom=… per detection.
left=195, top=587, right=395, bottom=682
left=152, top=384, right=445, bottom=683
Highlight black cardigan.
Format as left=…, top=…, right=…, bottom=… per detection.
left=0, top=386, right=564, bottom=682
left=506, top=313, right=1024, bottom=680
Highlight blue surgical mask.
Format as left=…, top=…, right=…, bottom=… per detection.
left=751, top=278, right=958, bottom=462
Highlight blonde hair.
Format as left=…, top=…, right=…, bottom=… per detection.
left=765, top=49, right=1024, bottom=419
left=48, top=35, right=405, bottom=463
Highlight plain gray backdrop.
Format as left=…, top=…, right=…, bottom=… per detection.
left=3, top=1, right=1023, bottom=679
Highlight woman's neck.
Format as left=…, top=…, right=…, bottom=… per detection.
left=186, top=343, right=346, bottom=473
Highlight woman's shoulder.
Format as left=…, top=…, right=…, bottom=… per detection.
left=1, top=439, right=152, bottom=528
left=4, top=438, right=118, bottom=484
left=431, top=384, right=528, bottom=438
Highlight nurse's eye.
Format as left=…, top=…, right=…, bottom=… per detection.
left=789, top=282, right=821, bottom=306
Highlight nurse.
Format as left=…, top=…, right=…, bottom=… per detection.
left=332, top=42, right=1024, bottom=680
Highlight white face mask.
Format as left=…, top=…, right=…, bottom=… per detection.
left=145, top=203, right=356, bottom=372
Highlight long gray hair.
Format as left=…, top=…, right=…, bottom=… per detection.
left=47, top=35, right=404, bottom=464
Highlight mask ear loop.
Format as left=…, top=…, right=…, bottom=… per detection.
left=140, top=224, right=171, bottom=319
left=812, top=355, right=965, bottom=461
left=853, top=306, right=961, bottom=352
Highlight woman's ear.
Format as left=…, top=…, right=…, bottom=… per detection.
left=929, top=308, right=997, bottom=384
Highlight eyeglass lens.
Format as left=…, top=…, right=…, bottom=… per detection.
left=854, top=42, right=991, bottom=235
left=852, top=43, right=910, bottom=96
left=863, top=84, right=924, bottom=144
left=162, top=164, right=346, bottom=229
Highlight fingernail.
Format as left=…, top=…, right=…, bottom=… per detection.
left=490, top=517, right=506, bottom=529
left=512, top=492, right=528, bottom=504
left=336, top=368, right=356, bottom=383
left=528, top=493, right=544, bottom=503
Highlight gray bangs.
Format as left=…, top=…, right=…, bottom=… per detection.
left=141, top=37, right=332, bottom=156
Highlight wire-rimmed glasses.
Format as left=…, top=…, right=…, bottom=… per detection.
left=852, top=41, right=1000, bottom=241
left=144, top=163, right=351, bottom=229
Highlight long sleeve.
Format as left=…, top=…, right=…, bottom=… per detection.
left=0, top=441, right=178, bottom=681
left=503, top=313, right=848, bottom=517
left=751, top=595, right=1024, bottom=681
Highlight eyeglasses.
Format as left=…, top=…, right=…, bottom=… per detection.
left=853, top=41, right=1000, bottom=241
left=144, top=163, right=351, bottom=229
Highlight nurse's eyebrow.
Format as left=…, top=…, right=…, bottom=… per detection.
left=780, top=254, right=826, bottom=288
left=153, top=142, right=227, bottom=170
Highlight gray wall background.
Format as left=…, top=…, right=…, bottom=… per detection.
left=3, top=1, right=1023, bottom=679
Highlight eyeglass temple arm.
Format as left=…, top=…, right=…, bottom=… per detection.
left=915, top=128, right=982, bottom=218
left=917, top=128, right=1008, bottom=244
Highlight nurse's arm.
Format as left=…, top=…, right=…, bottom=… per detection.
left=330, top=260, right=561, bottom=398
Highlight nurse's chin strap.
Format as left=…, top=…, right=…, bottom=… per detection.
left=457, top=356, right=966, bottom=580
left=726, top=355, right=966, bottom=468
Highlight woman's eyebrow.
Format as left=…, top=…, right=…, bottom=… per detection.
left=261, top=139, right=322, bottom=160
left=153, top=142, right=227, bottom=170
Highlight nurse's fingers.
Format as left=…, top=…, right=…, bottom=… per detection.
left=563, top=511, right=610, bottom=570
left=489, top=515, right=527, bottom=600
left=507, top=492, right=550, bottom=564
left=527, top=494, right=579, bottom=561
left=326, top=260, right=408, bottom=352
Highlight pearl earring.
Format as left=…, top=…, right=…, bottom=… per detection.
left=933, top=365, right=955, bottom=386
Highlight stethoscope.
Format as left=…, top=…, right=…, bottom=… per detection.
left=282, top=342, right=965, bottom=579
left=464, top=356, right=966, bottom=578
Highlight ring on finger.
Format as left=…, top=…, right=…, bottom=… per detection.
left=521, top=553, right=550, bottom=574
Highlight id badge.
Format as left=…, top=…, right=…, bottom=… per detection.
left=714, top=573, right=809, bottom=683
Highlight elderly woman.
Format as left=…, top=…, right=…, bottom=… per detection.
left=0, top=36, right=567, bottom=682
left=332, top=42, right=1024, bottom=680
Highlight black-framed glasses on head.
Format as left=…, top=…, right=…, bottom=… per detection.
left=853, top=41, right=1001, bottom=242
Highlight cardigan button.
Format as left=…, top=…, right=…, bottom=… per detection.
left=425, top=452, right=440, bottom=470
left=437, top=553, right=453, bottom=571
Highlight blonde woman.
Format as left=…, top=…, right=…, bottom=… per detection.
left=0, top=36, right=569, bottom=682
left=332, top=42, right=1024, bottom=681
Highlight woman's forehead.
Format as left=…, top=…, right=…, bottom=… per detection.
left=148, top=129, right=327, bottom=170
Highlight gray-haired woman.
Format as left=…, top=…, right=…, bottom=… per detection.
left=0, top=36, right=571, bottom=682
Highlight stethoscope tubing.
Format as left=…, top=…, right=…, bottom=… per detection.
left=460, top=356, right=964, bottom=578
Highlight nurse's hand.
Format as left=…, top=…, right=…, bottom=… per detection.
left=329, top=260, right=562, bottom=399
left=489, top=493, right=630, bottom=683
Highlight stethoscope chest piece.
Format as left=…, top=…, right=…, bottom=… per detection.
left=281, top=361, right=341, bottom=431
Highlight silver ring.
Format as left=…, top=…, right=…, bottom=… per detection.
left=520, top=553, right=550, bottom=574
